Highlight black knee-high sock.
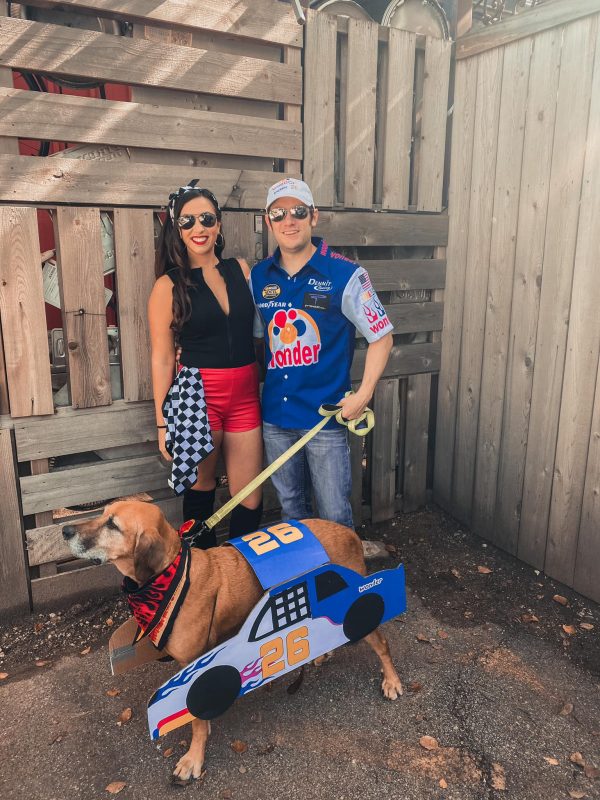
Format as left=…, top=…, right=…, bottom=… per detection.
left=183, top=486, right=216, bottom=550
left=229, top=501, right=263, bottom=540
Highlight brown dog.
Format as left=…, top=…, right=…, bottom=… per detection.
left=63, top=499, right=402, bottom=782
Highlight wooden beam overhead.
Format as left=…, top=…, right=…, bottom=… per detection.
left=0, top=16, right=302, bottom=104
left=20, top=0, right=304, bottom=47
left=457, top=0, right=600, bottom=59
left=0, top=87, right=302, bottom=161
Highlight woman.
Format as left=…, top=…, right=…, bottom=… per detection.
left=148, top=181, right=263, bottom=547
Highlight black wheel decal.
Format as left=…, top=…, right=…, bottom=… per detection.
left=343, top=593, right=385, bottom=643
left=186, top=665, right=242, bottom=720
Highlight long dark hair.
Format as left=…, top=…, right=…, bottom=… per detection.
left=155, top=184, right=225, bottom=336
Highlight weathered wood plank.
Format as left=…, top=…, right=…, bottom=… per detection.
left=221, top=211, right=258, bottom=262
left=113, top=209, right=155, bottom=402
left=0, top=326, right=9, bottom=415
left=403, top=373, right=431, bottom=512
left=0, top=155, right=296, bottom=208
left=519, top=17, right=597, bottom=576
left=381, top=27, right=415, bottom=211
left=21, top=0, right=303, bottom=47
left=545, top=16, right=600, bottom=586
left=54, top=207, right=112, bottom=409
left=0, top=207, right=54, bottom=418
left=452, top=47, right=503, bottom=524
left=14, top=400, right=157, bottom=461
left=283, top=44, right=302, bottom=176
left=574, top=358, right=600, bottom=604
left=355, top=302, right=443, bottom=338
left=20, top=453, right=171, bottom=515
left=304, top=9, right=337, bottom=207
left=457, top=0, right=600, bottom=60
left=361, top=259, right=446, bottom=291
left=417, top=36, right=452, bottom=212
left=31, top=562, right=121, bottom=609
left=0, top=1, right=17, bottom=157
left=0, top=428, right=30, bottom=615
left=344, top=18, right=378, bottom=208
left=0, top=88, right=302, bottom=161
left=0, top=17, right=302, bottom=105
left=472, top=37, right=531, bottom=548
left=317, top=211, right=448, bottom=247
left=371, top=379, right=400, bottom=522
left=351, top=342, right=440, bottom=381
left=494, top=27, right=562, bottom=569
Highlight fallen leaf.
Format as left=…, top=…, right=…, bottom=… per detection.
left=568, top=791, right=587, bottom=799
left=559, top=702, right=574, bottom=716
left=416, top=632, right=430, bottom=643
left=491, top=762, right=506, bottom=791
left=464, top=611, right=474, bottom=619
left=584, top=765, right=600, bottom=780
left=163, top=747, right=174, bottom=758
left=439, top=778, right=448, bottom=789
left=419, top=735, right=438, bottom=751
left=438, top=630, right=449, bottom=639
left=231, top=739, right=248, bottom=754
left=563, top=625, right=577, bottom=636
left=477, top=566, right=492, bottom=574
left=106, top=689, right=121, bottom=698
left=570, top=752, right=586, bottom=768
left=34, top=622, right=44, bottom=633
left=106, top=618, right=114, bottom=627
left=553, top=594, right=568, bottom=606
left=117, top=708, right=132, bottom=725
left=451, top=568, right=461, bottom=579
left=239, top=766, right=247, bottom=774
left=580, top=623, right=594, bottom=631
left=0, top=672, right=8, bottom=680
left=408, top=681, right=423, bottom=693
left=80, top=647, right=91, bottom=656
left=105, top=782, right=126, bottom=794
left=521, top=614, right=539, bottom=624
left=35, top=660, right=50, bottom=667
left=179, top=740, right=188, bottom=748
left=543, top=756, right=559, bottom=766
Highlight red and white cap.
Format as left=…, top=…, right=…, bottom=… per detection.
left=266, top=178, right=315, bottom=210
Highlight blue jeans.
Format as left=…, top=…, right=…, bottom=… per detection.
left=263, top=422, right=354, bottom=529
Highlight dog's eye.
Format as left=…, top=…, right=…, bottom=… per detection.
left=106, top=516, right=119, bottom=531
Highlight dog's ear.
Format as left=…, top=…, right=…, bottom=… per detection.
left=133, top=528, right=166, bottom=586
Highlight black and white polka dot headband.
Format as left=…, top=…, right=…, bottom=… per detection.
left=167, top=180, right=222, bottom=221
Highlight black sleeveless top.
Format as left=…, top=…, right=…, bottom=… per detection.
left=167, top=259, right=256, bottom=369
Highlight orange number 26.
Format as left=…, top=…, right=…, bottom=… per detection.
left=242, top=523, right=303, bottom=556
left=260, top=626, right=310, bottom=679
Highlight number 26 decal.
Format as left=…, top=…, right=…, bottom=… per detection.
left=242, top=523, right=303, bottom=556
left=260, top=626, right=310, bottom=679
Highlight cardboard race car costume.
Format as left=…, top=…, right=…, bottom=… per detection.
left=147, top=520, right=406, bottom=739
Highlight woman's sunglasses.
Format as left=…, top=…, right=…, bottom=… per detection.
left=267, top=205, right=311, bottom=222
left=177, top=212, right=218, bottom=230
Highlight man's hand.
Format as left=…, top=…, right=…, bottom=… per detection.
left=337, top=391, right=370, bottom=421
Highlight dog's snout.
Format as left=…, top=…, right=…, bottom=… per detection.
left=62, top=525, right=77, bottom=541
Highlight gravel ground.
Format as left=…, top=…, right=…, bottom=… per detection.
left=0, top=505, right=599, bottom=800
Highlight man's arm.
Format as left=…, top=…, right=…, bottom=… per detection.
left=338, top=332, right=393, bottom=420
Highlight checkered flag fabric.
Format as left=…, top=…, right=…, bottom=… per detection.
left=162, top=367, right=214, bottom=496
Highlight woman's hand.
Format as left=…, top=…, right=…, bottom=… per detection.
left=157, top=428, right=173, bottom=462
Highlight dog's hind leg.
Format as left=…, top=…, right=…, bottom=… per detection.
left=172, top=719, right=211, bottom=784
left=363, top=628, right=403, bottom=700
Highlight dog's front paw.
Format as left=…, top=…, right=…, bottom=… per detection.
left=172, top=753, right=206, bottom=785
left=381, top=673, right=403, bottom=700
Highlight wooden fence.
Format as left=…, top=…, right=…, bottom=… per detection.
left=0, top=2, right=451, bottom=615
left=434, top=0, right=600, bottom=603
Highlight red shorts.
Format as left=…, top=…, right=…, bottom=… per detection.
left=199, top=363, right=261, bottom=433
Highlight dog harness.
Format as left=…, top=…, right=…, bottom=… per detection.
left=122, top=520, right=197, bottom=650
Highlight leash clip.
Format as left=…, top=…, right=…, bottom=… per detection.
left=179, top=518, right=213, bottom=548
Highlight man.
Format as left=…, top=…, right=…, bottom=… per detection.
left=250, top=178, right=393, bottom=528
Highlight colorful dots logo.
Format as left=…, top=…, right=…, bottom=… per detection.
left=268, top=308, right=321, bottom=370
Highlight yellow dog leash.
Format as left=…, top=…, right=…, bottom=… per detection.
left=187, top=394, right=374, bottom=542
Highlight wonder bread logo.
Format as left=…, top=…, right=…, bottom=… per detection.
left=262, top=283, right=281, bottom=299
left=267, top=308, right=321, bottom=369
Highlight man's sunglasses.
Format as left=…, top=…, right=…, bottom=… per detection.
left=177, top=212, right=218, bottom=230
left=267, top=205, right=311, bottom=222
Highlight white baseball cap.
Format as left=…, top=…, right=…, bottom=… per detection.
left=266, top=178, right=315, bottom=210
